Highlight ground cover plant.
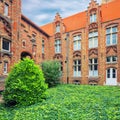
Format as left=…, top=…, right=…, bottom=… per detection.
left=0, top=84, right=120, bottom=120
left=3, top=58, right=48, bottom=107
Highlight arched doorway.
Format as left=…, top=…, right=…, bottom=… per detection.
left=21, top=52, right=32, bottom=60
left=106, top=68, right=117, bottom=85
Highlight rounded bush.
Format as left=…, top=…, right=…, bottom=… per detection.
left=3, top=58, right=48, bottom=106
left=41, top=60, right=62, bottom=88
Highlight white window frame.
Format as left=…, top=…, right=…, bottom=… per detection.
left=89, top=58, right=98, bottom=77
left=106, top=26, right=117, bottom=46
left=73, top=35, right=81, bottom=51
left=89, top=31, right=98, bottom=48
left=55, top=39, right=61, bottom=53
left=73, top=60, right=81, bottom=77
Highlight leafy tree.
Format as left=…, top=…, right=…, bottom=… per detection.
left=41, top=60, right=62, bottom=87
left=3, top=58, right=48, bottom=106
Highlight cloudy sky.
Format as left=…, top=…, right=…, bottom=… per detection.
left=22, top=0, right=101, bottom=26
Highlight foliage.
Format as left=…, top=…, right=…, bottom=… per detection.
left=3, top=58, right=48, bottom=107
left=0, top=85, right=120, bottom=120
left=41, top=60, right=62, bottom=87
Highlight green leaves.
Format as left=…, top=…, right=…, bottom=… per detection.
left=0, top=85, right=120, bottom=119
left=41, top=60, right=62, bottom=87
left=3, top=58, right=48, bottom=107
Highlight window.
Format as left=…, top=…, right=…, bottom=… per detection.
left=73, top=35, right=81, bottom=50
left=4, top=62, right=8, bottom=74
left=4, top=3, right=9, bottom=16
left=2, top=39, right=10, bottom=52
left=89, top=58, right=98, bottom=77
left=89, top=31, right=98, bottom=48
left=55, top=39, right=61, bottom=53
left=56, top=25, right=60, bottom=33
left=73, top=60, right=81, bottom=77
left=106, top=56, right=117, bottom=63
left=106, top=26, right=117, bottom=46
left=42, top=40, right=44, bottom=54
left=90, top=13, right=96, bottom=23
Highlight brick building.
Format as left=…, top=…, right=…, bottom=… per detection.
left=0, top=0, right=120, bottom=90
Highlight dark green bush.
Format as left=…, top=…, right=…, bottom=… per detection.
left=41, top=60, right=62, bottom=87
left=3, top=58, right=48, bottom=106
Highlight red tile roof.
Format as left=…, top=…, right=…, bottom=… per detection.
left=41, top=0, right=120, bottom=36
left=101, top=0, right=120, bottom=22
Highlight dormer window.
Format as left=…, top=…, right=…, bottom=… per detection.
left=56, top=24, right=60, bottom=33
left=4, top=3, right=9, bottom=16
left=90, top=13, right=96, bottom=23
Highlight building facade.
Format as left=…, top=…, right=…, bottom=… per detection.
left=0, top=0, right=120, bottom=90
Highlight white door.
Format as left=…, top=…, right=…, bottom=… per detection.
left=106, top=68, right=117, bottom=85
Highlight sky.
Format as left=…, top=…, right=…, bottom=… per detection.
left=22, top=0, right=101, bottom=26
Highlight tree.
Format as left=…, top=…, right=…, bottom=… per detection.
left=3, top=58, right=48, bottom=106
left=41, top=60, right=62, bottom=87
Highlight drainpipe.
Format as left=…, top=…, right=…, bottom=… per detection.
left=65, top=32, right=69, bottom=84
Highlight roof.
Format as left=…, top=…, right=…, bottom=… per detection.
left=21, top=14, right=49, bottom=37
left=101, top=0, right=120, bottom=22
left=41, top=0, right=120, bottom=36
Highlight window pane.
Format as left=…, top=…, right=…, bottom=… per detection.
left=90, top=15, right=92, bottom=23
left=89, top=65, right=93, bottom=70
left=89, top=32, right=93, bottom=38
left=106, top=57, right=111, bottom=62
left=78, top=41, right=81, bottom=50
left=78, top=60, right=81, bottom=65
left=107, top=73, right=110, bottom=78
left=112, top=34, right=117, bottom=44
left=106, top=35, right=110, bottom=45
left=74, top=61, right=77, bottom=65
left=112, top=56, right=117, bottom=62
left=106, top=28, right=111, bottom=34
left=94, top=37, right=98, bottom=47
left=56, top=25, right=60, bottom=32
left=4, top=3, right=9, bottom=16
left=94, top=14, right=96, bottom=22
left=94, top=65, right=98, bottom=70
left=94, top=58, right=98, bottom=63
left=2, top=40, right=10, bottom=51
left=94, top=31, right=98, bottom=37
left=4, top=62, right=8, bottom=73
left=112, top=69, right=116, bottom=78
left=89, top=38, right=93, bottom=48
left=112, top=27, right=117, bottom=33
left=94, top=70, right=98, bottom=76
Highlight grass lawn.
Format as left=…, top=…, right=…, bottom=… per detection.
left=0, top=84, right=120, bottom=120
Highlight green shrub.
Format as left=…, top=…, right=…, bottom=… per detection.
left=41, top=60, right=62, bottom=87
left=3, top=58, right=48, bottom=107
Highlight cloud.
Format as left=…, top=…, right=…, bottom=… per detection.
left=22, top=0, right=101, bottom=25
